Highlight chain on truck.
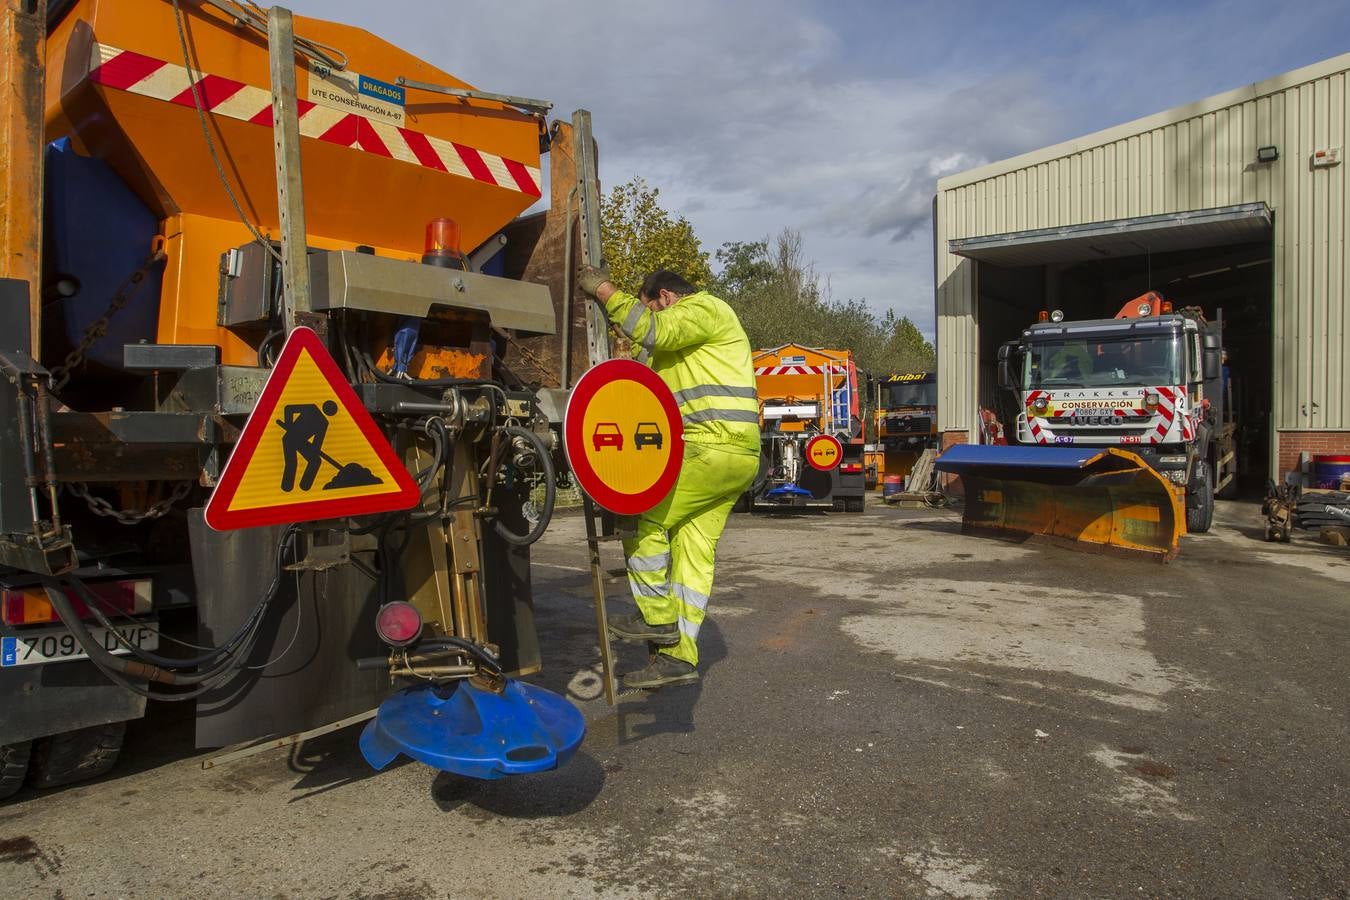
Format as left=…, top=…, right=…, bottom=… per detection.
left=0, top=0, right=617, bottom=797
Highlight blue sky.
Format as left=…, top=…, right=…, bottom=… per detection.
left=289, top=1, right=1349, bottom=340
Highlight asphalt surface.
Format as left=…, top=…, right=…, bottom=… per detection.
left=1, top=499, right=1347, bottom=898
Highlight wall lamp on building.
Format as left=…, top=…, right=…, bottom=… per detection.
left=1256, top=145, right=1279, bottom=163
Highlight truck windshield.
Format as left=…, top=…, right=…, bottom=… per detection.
left=884, top=382, right=937, bottom=408
left=1022, top=334, right=1183, bottom=389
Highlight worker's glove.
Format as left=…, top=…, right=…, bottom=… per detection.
left=578, top=264, right=611, bottom=296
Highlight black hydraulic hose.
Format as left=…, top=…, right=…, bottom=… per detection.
left=67, top=525, right=300, bottom=671
left=492, top=425, right=555, bottom=547
left=60, top=528, right=298, bottom=674
left=39, top=578, right=218, bottom=700
left=66, top=578, right=267, bottom=686
left=414, top=417, right=447, bottom=493
left=257, top=329, right=285, bottom=367
left=415, top=636, right=503, bottom=675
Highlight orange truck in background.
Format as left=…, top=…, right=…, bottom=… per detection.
left=740, top=343, right=866, bottom=512
left=871, top=371, right=938, bottom=489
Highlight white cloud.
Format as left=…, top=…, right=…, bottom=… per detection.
left=287, top=0, right=1349, bottom=342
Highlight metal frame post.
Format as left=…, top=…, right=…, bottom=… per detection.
left=267, top=5, right=310, bottom=333
left=0, top=0, right=47, bottom=355
left=571, top=110, right=609, bottom=369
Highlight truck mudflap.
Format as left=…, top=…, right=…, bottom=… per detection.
left=934, top=445, right=1185, bottom=562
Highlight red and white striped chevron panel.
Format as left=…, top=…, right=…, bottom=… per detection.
left=754, top=364, right=848, bottom=376
left=1149, top=386, right=1183, bottom=444
left=86, top=43, right=541, bottom=197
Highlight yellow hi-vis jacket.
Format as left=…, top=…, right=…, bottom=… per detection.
left=606, top=289, right=760, bottom=456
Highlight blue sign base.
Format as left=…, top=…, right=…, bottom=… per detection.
left=359, top=678, right=586, bottom=780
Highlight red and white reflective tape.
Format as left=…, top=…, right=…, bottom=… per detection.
left=1028, top=418, right=1048, bottom=444
left=86, top=43, right=541, bottom=197
left=755, top=364, right=834, bottom=376
left=1148, top=386, right=1177, bottom=443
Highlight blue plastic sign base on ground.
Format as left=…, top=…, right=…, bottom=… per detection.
left=358, top=678, right=586, bottom=780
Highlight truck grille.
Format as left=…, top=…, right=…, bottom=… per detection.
left=884, top=416, right=931, bottom=434
left=1047, top=425, right=1153, bottom=438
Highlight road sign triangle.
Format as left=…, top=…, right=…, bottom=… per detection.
left=204, top=327, right=419, bottom=531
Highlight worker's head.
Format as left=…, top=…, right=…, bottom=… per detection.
left=639, top=270, right=695, bottom=311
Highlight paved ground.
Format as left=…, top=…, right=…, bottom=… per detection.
left=1, top=499, right=1347, bottom=898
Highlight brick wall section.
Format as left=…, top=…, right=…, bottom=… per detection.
left=1277, top=431, right=1350, bottom=478
left=939, top=430, right=970, bottom=492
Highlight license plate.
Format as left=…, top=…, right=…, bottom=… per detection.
left=1, top=622, right=159, bottom=668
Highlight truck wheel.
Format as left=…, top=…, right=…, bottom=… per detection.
left=844, top=496, right=865, bottom=513
left=29, top=722, right=127, bottom=789
left=0, top=741, right=32, bottom=801
left=1186, top=461, right=1215, bottom=534
left=732, top=493, right=750, bottom=514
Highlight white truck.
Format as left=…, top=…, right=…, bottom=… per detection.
left=996, top=292, right=1237, bottom=533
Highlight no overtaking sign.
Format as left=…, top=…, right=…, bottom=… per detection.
left=564, top=360, right=684, bottom=514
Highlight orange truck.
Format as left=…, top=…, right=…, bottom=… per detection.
left=872, top=371, right=939, bottom=488
left=742, top=343, right=866, bottom=512
left=0, top=0, right=601, bottom=796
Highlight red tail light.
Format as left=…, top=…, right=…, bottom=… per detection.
left=840, top=462, right=863, bottom=473
left=1, top=579, right=151, bottom=626
left=375, top=602, right=423, bottom=647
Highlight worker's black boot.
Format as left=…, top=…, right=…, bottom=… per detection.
left=621, top=653, right=699, bottom=690
left=607, top=613, right=678, bottom=645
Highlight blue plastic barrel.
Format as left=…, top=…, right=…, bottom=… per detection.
left=45, top=139, right=163, bottom=369
left=1311, top=455, right=1350, bottom=489
left=882, top=474, right=905, bottom=498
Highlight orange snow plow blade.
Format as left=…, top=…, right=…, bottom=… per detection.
left=934, top=445, right=1185, bottom=562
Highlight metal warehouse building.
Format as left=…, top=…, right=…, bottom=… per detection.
left=934, top=53, right=1349, bottom=483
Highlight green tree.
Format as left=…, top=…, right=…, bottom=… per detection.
left=599, top=178, right=712, bottom=293
left=713, top=227, right=935, bottom=379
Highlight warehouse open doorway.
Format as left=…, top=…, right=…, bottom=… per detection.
left=952, top=204, right=1274, bottom=494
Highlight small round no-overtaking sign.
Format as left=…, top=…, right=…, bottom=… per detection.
left=805, top=433, right=843, bottom=471
left=564, top=360, right=685, bottom=514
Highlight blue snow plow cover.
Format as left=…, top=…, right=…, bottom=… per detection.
left=935, top=444, right=1112, bottom=472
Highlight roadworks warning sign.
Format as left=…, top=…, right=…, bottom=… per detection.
left=204, top=327, right=419, bottom=531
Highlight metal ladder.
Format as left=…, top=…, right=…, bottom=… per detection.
left=580, top=500, right=635, bottom=704
left=567, top=109, right=625, bottom=706
left=829, top=361, right=851, bottom=434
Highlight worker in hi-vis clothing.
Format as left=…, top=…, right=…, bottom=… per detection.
left=579, top=265, right=760, bottom=689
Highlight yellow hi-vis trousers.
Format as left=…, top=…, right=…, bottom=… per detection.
left=623, top=442, right=759, bottom=666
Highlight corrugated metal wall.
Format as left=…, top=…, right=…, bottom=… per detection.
left=936, top=56, right=1349, bottom=445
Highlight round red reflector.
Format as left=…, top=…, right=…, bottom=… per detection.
left=375, top=602, right=422, bottom=646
